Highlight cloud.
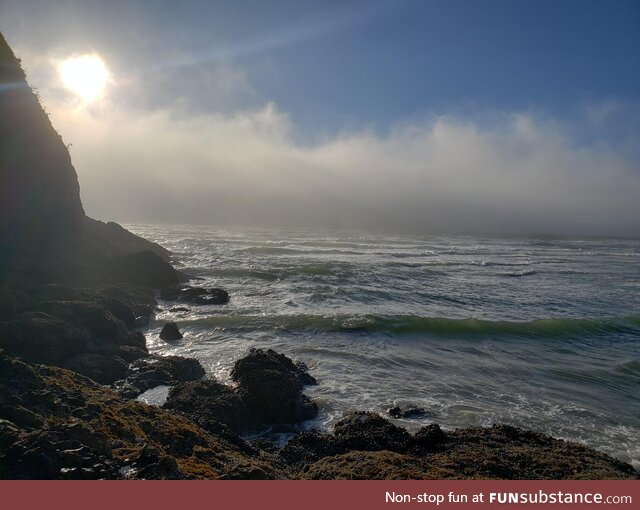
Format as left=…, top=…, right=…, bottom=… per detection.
left=41, top=97, right=640, bottom=236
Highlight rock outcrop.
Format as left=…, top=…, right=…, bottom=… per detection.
left=114, top=355, right=205, bottom=398
left=0, top=32, right=174, bottom=285
left=164, top=349, right=318, bottom=434
left=279, top=412, right=638, bottom=480
left=0, top=352, right=283, bottom=479
left=159, top=322, right=183, bottom=341
left=0, top=33, right=84, bottom=258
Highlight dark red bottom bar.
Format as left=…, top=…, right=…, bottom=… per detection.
left=1, top=480, right=638, bottom=510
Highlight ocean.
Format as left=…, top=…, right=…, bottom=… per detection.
left=127, top=224, right=640, bottom=468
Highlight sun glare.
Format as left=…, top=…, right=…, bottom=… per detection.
left=59, top=54, right=110, bottom=103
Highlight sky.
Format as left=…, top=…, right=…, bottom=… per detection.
left=1, top=0, right=639, bottom=235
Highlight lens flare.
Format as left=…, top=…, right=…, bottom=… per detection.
left=59, top=54, right=110, bottom=102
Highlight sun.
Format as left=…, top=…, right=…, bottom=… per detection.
left=59, top=54, right=110, bottom=102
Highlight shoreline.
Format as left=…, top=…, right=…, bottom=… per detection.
left=1, top=32, right=637, bottom=480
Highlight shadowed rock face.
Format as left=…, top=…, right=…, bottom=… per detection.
left=0, top=33, right=84, bottom=256
left=0, top=33, right=173, bottom=284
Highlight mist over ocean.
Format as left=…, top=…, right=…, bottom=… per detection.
left=128, top=224, right=640, bottom=468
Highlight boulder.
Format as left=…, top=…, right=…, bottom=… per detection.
left=159, top=322, right=183, bottom=341
left=231, top=348, right=317, bottom=426
left=163, top=349, right=317, bottom=434
left=387, top=405, right=427, bottom=419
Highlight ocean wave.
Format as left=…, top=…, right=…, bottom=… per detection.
left=181, top=313, right=640, bottom=338
left=498, top=269, right=537, bottom=277
left=239, top=246, right=364, bottom=256
left=206, top=263, right=355, bottom=280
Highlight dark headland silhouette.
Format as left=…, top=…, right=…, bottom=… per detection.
left=0, top=33, right=637, bottom=479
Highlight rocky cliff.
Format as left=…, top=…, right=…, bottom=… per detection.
left=0, top=32, right=170, bottom=283
left=0, top=33, right=84, bottom=254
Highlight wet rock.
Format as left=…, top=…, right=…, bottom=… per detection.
left=184, top=287, right=229, bottom=305
left=159, top=322, right=183, bottom=341
left=163, top=350, right=317, bottom=438
left=164, top=379, right=255, bottom=434
left=134, top=315, right=150, bottom=328
left=114, top=355, right=205, bottom=398
left=147, top=355, right=206, bottom=381
left=101, top=250, right=182, bottom=289
left=231, top=348, right=317, bottom=389
left=388, top=405, right=427, bottom=419
left=63, top=353, right=129, bottom=385
left=231, top=349, right=317, bottom=426
left=97, top=296, right=137, bottom=330
left=97, top=285, right=157, bottom=320
left=113, top=345, right=147, bottom=363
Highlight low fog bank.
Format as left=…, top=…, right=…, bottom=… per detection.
left=49, top=101, right=640, bottom=237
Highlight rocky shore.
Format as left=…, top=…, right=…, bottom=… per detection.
left=1, top=32, right=638, bottom=480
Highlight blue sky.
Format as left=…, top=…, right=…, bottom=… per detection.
left=3, top=0, right=639, bottom=133
left=1, top=0, right=639, bottom=233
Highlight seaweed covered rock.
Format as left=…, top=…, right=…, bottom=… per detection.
left=301, top=450, right=441, bottom=480
left=333, top=412, right=411, bottom=452
left=280, top=412, right=412, bottom=469
left=280, top=412, right=638, bottom=480
left=0, top=351, right=284, bottom=480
